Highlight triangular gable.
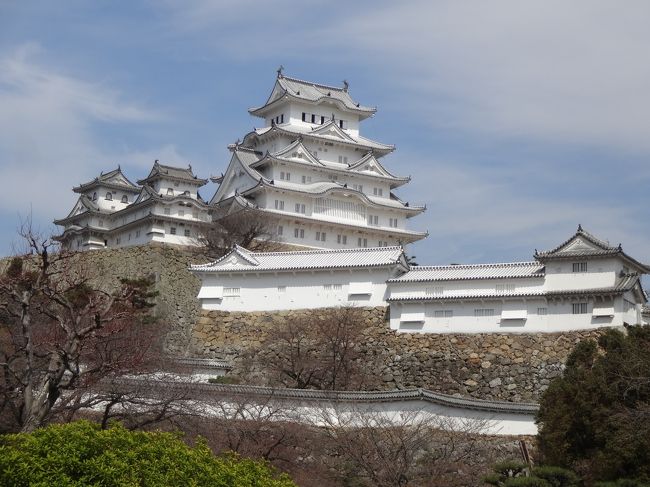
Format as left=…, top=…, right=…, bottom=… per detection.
left=98, top=168, right=138, bottom=188
left=102, top=172, right=135, bottom=188
left=207, top=246, right=260, bottom=269
left=265, top=80, right=286, bottom=106
left=65, top=196, right=94, bottom=219
left=270, top=139, right=324, bottom=166
left=310, top=120, right=356, bottom=143
left=556, top=235, right=607, bottom=255
left=348, top=153, right=402, bottom=179
left=210, top=153, right=261, bottom=205
left=133, top=186, right=157, bottom=204
left=540, top=227, right=617, bottom=257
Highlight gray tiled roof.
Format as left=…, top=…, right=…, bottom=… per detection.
left=389, top=273, right=642, bottom=302
left=114, top=378, right=539, bottom=415
left=73, top=167, right=139, bottom=193
left=243, top=124, right=394, bottom=155
left=190, top=245, right=406, bottom=272
left=250, top=74, right=376, bottom=117
left=534, top=226, right=650, bottom=272
left=390, top=262, right=545, bottom=282
left=536, top=225, right=617, bottom=256
left=137, top=161, right=208, bottom=185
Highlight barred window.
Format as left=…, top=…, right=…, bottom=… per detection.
left=426, top=286, right=444, bottom=296
left=572, top=303, right=588, bottom=314
left=572, top=262, right=588, bottom=273
left=474, top=308, right=495, bottom=317
left=223, top=287, right=240, bottom=297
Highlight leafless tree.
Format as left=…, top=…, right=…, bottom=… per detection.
left=0, top=225, right=164, bottom=432
left=201, top=208, right=282, bottom=258
left=252, top=306, right=378, bottom=390
left=316, top=407, right=490, bottom=487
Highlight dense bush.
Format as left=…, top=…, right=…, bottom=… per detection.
left=0, top=420, right=296, bottom=486
left=536, top=326, right=650, bottom=483
left=484, top=461, right=578, bottom=487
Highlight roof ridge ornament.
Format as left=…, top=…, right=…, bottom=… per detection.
left=577, top=223, right=583, bottom=232
left=342, top=79, right=349, bottom=92
left=276, top=65, right=284, bottom=78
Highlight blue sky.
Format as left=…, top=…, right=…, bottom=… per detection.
left=1, top=0, right=649, bottom=272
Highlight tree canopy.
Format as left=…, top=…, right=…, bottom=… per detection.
left=0, top=420, right=296, bottom=486
left=536, top=326, right=650, bottom=484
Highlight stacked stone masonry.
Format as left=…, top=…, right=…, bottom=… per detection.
left=0, top=245, right=209, bottom=355
left=192, top=307, right=607, bottom=402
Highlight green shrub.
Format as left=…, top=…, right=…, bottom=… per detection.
left=0, top=420, right=296, bottom=486
left=531, top=466, right=580, bottom=487
left=503, top=477, right=551, bottom=487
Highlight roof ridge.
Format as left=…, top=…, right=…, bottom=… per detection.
left=254, top=245, right=403, bottom=257
left=281, top=74, right=346, bottom=93
left=411, top=261, right=542, bottom=270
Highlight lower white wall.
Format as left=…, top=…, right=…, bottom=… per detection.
left=389, top=296, right=628, bottom=333
left=198, top=268, right=394, bottom=312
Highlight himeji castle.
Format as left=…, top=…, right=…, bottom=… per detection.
left=54, top=72, right=650, bottom=333
left=209, top=70, right=427, bottom=249
left=55, top=71, right=426, bottom=251
left=54, top=162, right=211, bottom=250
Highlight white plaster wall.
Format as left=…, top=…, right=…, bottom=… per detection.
left=258, top=187, right=411, bottom=238
left=197, top=268, right=394, bottom=312
left=544, top=258, right=620, bottom=291
left=91, top=189, right=133, bottom=212
left=389, top=278, right=545, bottom=299
left=389, top=296, right=630, bottom=333
left=267, top=213, right=405, bottom=250
left=305, top=400, right=537, bottom=436
left=287, top=101, right=361, bottom=136
left=151, top=177, right=200, bottom=199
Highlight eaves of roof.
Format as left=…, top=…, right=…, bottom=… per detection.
left=388, top=282, right=638, bottom=303
left=242, top=125, right=394, bottom=156
left=249, top=207, right=428, bottom=241
left=242, top=179, right=425, bottom=214
left=190, top=245, right=406, bottom=273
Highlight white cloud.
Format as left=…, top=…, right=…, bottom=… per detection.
left=333, top=0, right=650, bottom=154
left=0, top=43, right=172, bottom=228
left=403, top=156, right=648, bottom=265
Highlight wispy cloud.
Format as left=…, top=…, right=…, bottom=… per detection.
left=0, top=43, right=174, bottom=230
left=331, top=0, right=650, bottom=154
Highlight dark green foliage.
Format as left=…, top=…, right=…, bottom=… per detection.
left=531, top=466, right=580, bottom=487
left=536, top=326, right=650, bottom=482
left=595, top=480, right=650, bottom=487
left=503, top=478, right=551, bottom=487
left=483, top=461, right=530, bottom=486
left=484, top=462, right=580, bottom=487
left=0, top=420, right=296, bottom=486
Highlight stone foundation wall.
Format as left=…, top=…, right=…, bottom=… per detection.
left=191, top=307, right=608, bottom=402
left=1, top=245, right=210, bottom=355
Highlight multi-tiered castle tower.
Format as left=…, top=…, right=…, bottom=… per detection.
left=210, top=71, right=427, bottom=249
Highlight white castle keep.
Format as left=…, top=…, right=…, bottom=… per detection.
left=55, top=71, right=426, bottom=251
left=209, top=71, right=427, bottom=249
